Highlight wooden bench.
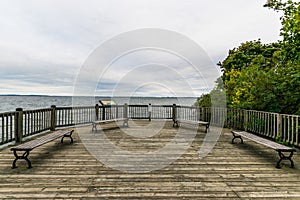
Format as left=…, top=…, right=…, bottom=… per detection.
left=92, top=118, right=129, bottom=132
left=231, top=130, right=296, bottom=168
left=173, top=119, right=210, bottom=133
left=11, top=129, right=74, bottom=169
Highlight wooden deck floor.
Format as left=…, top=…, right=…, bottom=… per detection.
left=0, top=120, right=300, bottom=199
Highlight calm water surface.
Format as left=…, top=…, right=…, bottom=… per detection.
left=0, top=96, right=197, bottom=113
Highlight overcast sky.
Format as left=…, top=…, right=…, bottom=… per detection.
left=0, top=0, right=282, bottom=97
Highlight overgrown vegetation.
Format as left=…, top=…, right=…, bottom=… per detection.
left=197, top=0, right=300, bottom=115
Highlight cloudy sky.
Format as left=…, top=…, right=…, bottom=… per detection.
left=0, top=0, right=282, bottom=97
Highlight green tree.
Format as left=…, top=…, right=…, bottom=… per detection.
left=264, top=0, right=300, bottom=62
left=196, top=93, right=211, bottom=107
left=197, top=0, right=300, bottom=114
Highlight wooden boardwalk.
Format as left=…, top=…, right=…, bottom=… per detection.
left=0, top=120, right=299, bottom=199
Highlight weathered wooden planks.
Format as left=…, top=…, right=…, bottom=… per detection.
left=0, top=121, right=299, bottom=199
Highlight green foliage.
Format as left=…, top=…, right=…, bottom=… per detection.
left=196, top=89, right=226, bottom=108
left=196, top=93, right=211, bottom=107
left=217, top=40, right=280, bottom=74
left=264, top=0, right=300, bottom=63
left=275, top=135, right=293, bottom=147
left=197, top=0, right=300, bottom=115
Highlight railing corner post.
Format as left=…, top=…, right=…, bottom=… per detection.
left=123, top=103, right=128, bottom=119
left=15, top=108, right=23, bottom=143
left=50, top=105, right=56, bottom=131
left=172, top=104, right=177, bottom=122
left=95, top=104, right=99, bottom=120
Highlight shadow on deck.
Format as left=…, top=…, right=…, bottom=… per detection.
left=0, top=120, right=300, bottom=199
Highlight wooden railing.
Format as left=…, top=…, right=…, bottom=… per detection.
left=56, top=106, right=95, bottom=127
left=281, top=114, right=299, bottom=146
left=0, top=111, right=17, bottom=145
left=206, top=108, right=300, bottom=147
left=0, top=105, right=299, bottom=147
left=22, top=108, right=52, bottom=137
left=128, top=105, right=173, bottom=120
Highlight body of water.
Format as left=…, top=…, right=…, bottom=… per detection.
left=0, top=95, right=197, bottom=113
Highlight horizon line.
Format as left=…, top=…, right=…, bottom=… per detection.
left=0, top=94, right=198, bottom=98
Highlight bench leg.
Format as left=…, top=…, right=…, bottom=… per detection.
left=123, top=119, right=129, bottom=128
left=276, top=150, right=294, bottom=169
left=92, top=123, right=97, bottom=132
left=173, top=120, right=179, bottom=128
left=205, top=124, right=210, bottom=133
left=231, top=132, right=243, bottom=144
left=12, top=150, right=32, bottom=169
left=61, top=130, right=74, bottom=143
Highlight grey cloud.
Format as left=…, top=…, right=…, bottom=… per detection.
left=0, top=0, right=282, bottom=96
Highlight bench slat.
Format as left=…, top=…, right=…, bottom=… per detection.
left=92, top=118, right=128, bottom=132
left=93, top=118, right=127, bottom=124
left=173, top=119, right=210, bottom=133
left=177, top=119, right=209, bottom=125
left=11, top=130, right=72, bottom=151
left=232, top=131, right=294, bottom=151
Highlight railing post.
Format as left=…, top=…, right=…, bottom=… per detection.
left=200, top=107, right=204, bottom=121
left=50, top=105, right=56, bottom=131
left=123, top=103, right=128, bottom=119
left=95, top=104, right=99, bottom=120
left=172, top=104, right=177, bottom=122
left=197, top=106, right=201, bottom=121
left=102, top=106, right=106, bottom=120
left=116, top=105, right=119, bottom=118
left=148, top=103, right=152, bottom=121
left=210, top=107, right=214, bottom=125
left=15, top=108, right=23, bottom=142
left=244, top=109, right=248, bottom=131
left=277, top=113, right=282, bottom=139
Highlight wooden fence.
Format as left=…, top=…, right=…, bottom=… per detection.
left=0, top=105, right=299, bottom=147
left=0, top=111, right=17, bottom=145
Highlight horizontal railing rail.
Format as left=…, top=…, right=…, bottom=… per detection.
left=0, top=104, right=299, bottom=147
